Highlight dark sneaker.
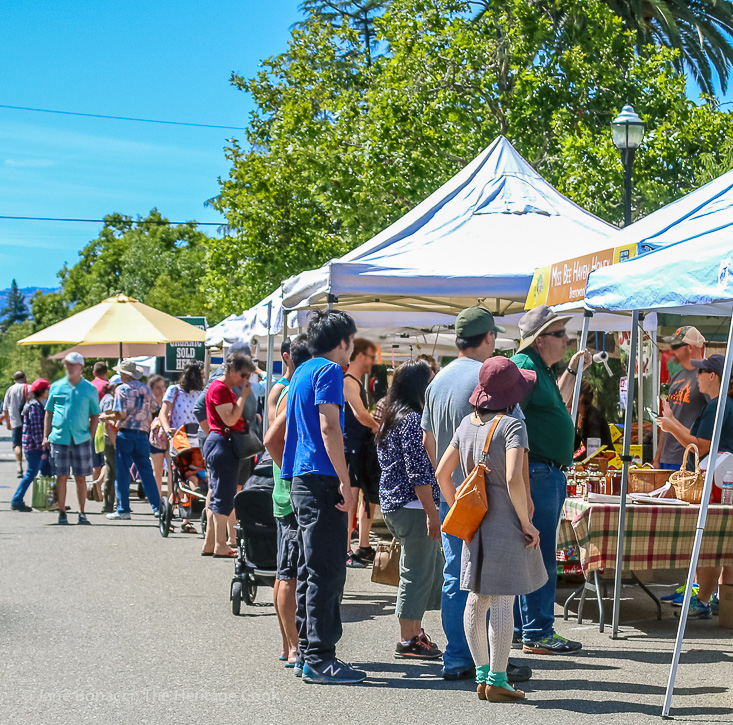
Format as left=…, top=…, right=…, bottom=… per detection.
left=11, top=503, right=32, bottom=512
left=77, top=513, right=91, bottom=525
left=302, top=659, right=366, bottom=685
left=58, top=512, right=69, bottom=525
left=16, top=468, right=23, bottom=479
left=674, top=595, right=712, bottom=620
left=394, top=632, right=442, bottom=660
left=523, top=633, right=582, bottom=655
left=353, top=546, right=376, bottom=564
left=711, top=593, right=719, bottom=615
left=346, top=551, right=366, bottom=568
left=442, top=666, right=475, bottom=681
left=511, top=631, right=523, bottom=649
left=507, top=661, right=532, bottom=683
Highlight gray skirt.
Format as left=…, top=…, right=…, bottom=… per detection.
left=460, top=477, right=548, bottom=597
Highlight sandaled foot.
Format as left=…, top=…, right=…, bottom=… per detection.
left=486, top=685, right=525, bottom=702
left=181, top=521, right=197, bottom=534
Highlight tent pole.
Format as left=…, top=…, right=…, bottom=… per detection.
left=570, top=311, right=592, bottom=425
left=638, top=313, right=645, bottom=447
left=662, top=309, right=733, bottom=717
left=263, top=301, right=275, bottom=435
left=651, top=325, right=659, bottom=459
left=611, top=309, right=639, bottom=639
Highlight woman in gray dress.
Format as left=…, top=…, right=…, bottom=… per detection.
left=436, top=356, right=546, bottom=703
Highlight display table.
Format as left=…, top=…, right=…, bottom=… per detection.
left=557, top=498, right=733, bottom=631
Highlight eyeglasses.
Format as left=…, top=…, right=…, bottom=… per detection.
left=539, top=329, right=567, bottom=339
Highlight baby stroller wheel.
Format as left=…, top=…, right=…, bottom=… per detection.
left=159, top=498, right=172, bottom=538
left=245, top=575, right=257, bottom=605
left=200, top=509, right=207, bottom=539
left=231, top=580, right=242, bottom=616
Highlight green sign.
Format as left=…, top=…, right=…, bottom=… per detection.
left=165, top=317, right=207, bottom=373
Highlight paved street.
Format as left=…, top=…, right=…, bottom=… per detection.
left=1, top=435, right=731, bottom=725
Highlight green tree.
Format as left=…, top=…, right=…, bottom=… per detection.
left=209, top=0, right=733, bottom=307
left=0, top=279, right=29, bottom=333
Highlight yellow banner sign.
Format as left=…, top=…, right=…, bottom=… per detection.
left=525, top=243, right=637, bottom=310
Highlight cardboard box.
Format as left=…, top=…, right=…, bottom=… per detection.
left=719, top=583, right=733, bottom=629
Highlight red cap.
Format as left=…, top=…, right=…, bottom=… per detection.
left=468, top=357, right=536, bottom=411
left=30, top=378, right=50, bottom=394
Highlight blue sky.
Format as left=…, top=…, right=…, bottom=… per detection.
left=0, top=0, right=303, bottom=288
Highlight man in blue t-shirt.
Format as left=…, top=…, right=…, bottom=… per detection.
left=280, top=309, right=366, bottom=685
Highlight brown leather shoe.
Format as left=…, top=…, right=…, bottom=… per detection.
left=486, top=685, right=525, bottom=702
left=476, top=682, right=487, bottom=700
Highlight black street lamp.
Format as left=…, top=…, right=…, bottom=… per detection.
left=611, top=104, right=645, bottom=227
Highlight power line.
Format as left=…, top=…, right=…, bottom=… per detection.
left=0, top=104, right=247, bottom=131
left=0, top=215, right=223, bottom=226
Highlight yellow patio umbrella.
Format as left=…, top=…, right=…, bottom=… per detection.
left=18, top=295, right=206, bottom=358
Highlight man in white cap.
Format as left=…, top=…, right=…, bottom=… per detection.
left=43, top=352, right=100, bottom=525
left=653, top=326, right=707, bottom=470
left=101, top=359, right=160, bottom=520
left=511, top=305, right=591, bottom=655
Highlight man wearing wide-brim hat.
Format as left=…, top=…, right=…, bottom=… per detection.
left=511, top=305, right=591, bottom=656
left=100, top=359, right=160, bottom=521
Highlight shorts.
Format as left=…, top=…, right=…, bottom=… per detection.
left=51, top=439, right=94, bottom=478
left=12, top=426, right=22, bottom=448
left=276, top=513, right=299, bottom=580
left=92, top=449, right=105, bottom=468
left=150, top=445, right=166, bottom=456
left=346, top=437, right=381, bottom=507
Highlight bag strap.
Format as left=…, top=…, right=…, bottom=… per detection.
left=478, top=413, right=504, bottom=465
left=168, top=386, right=180, bottom=425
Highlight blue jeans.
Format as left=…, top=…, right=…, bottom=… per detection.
left=439, top=499, right=474, bottom=674
left=290, top=474, right=348, bottom=669
left=115, top=429, right=161, bottom=514
left=518, top=463, right=567, bottom=642
left=12, top=449, right=46, bottom=506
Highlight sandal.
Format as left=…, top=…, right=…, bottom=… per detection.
left=181, top=522, right=197, bottom=534
left=212, top=550, right=238, bottom=558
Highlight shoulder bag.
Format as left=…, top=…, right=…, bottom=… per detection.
left=441, top=414, right=504, bottom=543
left=371, top=538, right=401, bottom=587
left=149, top=386, right=178, bottom=449
left=228, top=426, right=265, bottom=461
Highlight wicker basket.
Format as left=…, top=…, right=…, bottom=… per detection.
left=669, top=444, right=705, bottom=504
left=628, top=465, right=674, bottom=497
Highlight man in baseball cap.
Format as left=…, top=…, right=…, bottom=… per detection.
left=44, top=350, right=100, bottom=525
left=421, top=306, right=530, bottom=684
left=654, top=326, right=707, bottom=470
left=510, top=304, right=591, bottom=656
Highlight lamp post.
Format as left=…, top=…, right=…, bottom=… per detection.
left=611, top=104, right=645, bottom=227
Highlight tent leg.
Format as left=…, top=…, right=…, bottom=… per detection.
left=651, top=326, right=659, bottom=459
left=611, top=309, right=639, bottom=639
left=662, top=310, right=733, bottom=718
left=637, top=313, right=645, bottom=447
left=570, top=311, right=592, bottom=424
left=263, top=301, right=275, bottom=435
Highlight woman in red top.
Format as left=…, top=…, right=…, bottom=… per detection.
left=202, top=352, right=255, bottom=557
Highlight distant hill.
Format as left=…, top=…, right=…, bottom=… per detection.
left=0, top=286, right=57, bottom=312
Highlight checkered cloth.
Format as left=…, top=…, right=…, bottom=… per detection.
left=50, top=439, right=93, bottom=478
left=558, top=498, right=733, bottom=574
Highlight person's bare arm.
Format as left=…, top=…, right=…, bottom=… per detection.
left=506, top=447, right=540, bottom=548
left=263, top=408, right=287, bottom=468
left=423, top=430, right=437, bottom=469
left=524, top=451, right=534, bottom=519
left=319, top=403, right=355, bottom=512
left=435, top=445, right=460, bottom=507
left=559, top=349, right=592, bottom=405
left=159, top=400, right=173, bottom=434
left=3, top=394, right=10, bottom=431
left=267, top=382, right=286, bottom=429
left=344, top=377, right=379, bottom=433
left=214, top=396, right=246, bottom=428
left=42, top=409, right=52, bottom=448
left=656, top=412, right=711, bottom=458
left=414, top=484, right=441, bottom=540
left=89, top=414, right=99, bottom=440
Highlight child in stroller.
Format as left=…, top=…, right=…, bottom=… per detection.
left=158, top=423, right=208, bottom=537
left=230, top=455, right=278, bottom=614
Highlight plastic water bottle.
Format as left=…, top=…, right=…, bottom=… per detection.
left=722, top=472, right=733, bottom=506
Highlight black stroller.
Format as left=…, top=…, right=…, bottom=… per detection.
left=230, top=455, right=278, bottom=614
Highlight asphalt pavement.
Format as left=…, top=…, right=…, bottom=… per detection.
left=0, top=435, right=731, bottom=725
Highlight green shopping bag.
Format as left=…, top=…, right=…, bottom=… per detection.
left=32, top=476, right=57, bottom=511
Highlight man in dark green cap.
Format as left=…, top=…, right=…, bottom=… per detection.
left=422, top=306, right=531, bottom=684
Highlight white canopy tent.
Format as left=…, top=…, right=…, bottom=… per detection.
left=585, top=218, right=733, bottom=718
left=281, top=136, right=618, bottom=317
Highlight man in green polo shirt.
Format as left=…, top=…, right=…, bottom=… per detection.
left=512, top=305, right=590, bottom=655
left=43, top=352, right=100, bottom=526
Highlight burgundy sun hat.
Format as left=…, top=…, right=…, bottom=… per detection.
left=468, top=357, right=537, bottom=411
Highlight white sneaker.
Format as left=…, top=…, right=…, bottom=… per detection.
left=106, top=511, right=131, bottom=520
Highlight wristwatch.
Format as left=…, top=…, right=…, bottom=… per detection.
left=567, top=366, right=578, bottom=376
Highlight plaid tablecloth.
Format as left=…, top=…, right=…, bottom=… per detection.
left=558, top=498, right=733, bottom=574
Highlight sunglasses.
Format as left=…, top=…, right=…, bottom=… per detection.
left=539, top=329, right=567, bottom=339
left=696, top=368, right=713, bottom=375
